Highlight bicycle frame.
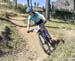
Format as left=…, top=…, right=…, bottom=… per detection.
left=38, top=30, right=49, bottom=42
left=32, top=25, right=49, bottom=42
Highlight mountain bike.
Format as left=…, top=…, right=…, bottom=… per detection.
left=28, top=25, right=54, bottom=55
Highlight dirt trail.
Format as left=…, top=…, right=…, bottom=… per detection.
left=10, top=17, right=48, bottom=61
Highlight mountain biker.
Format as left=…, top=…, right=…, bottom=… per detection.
left=26, top=7, right=52, bottom=39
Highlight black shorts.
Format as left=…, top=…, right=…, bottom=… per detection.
left=35, top=19, right=43, bottom=25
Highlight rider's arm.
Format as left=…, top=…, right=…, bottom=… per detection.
left=27, top=16, right=31, bottom=32
left=36, top=12, right=47, bottom=22
left=39, top=14, right=47, bottom=24
left=40, top=14, right=46, bottom=21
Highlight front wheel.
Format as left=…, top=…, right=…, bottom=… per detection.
left=38, top=32, right=53, bottom=55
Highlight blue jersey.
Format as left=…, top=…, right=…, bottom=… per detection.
left=28, top=12, right=41, bottom=23
left=27, top=12, right=46, bottom=31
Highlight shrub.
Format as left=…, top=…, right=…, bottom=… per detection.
left=17, top=4, right=27, bottom=13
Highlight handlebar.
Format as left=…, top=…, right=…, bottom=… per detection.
left=27, top=25, right=41, bottom=33
left=27, top=29, right=34, bottom=33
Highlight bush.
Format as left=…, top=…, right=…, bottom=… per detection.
left=17, top=4, right=27, bottom=13
left=52, top=10, right=74, bottom=21
left=0, top=2, right=13, bottom=9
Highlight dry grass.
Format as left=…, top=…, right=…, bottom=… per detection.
left=44, top=19, right=75, bottom=61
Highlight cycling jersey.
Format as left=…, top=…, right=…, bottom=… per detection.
left=28, top=12, right=42, bottom=23
left=27, top=12, right=46, bottom=31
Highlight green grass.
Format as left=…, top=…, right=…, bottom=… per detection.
left=44, top=19, right=75, bottom=61
left=46, top=18, right=75, bottom=30
left=0, top=2, right=14, bottom=10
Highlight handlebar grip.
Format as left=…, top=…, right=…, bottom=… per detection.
left=27, top=29, right=33, bottom=33
left=27, top=31, right=30, bottom=33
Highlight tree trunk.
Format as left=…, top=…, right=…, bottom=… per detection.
left=13, top=0, right=17, bottom=9
left=27, top=0, right=29, bottom=7
left=15, top=0, right=17, bottom=9
left=45, top=0, right=50, bottom=20
left=74, top=0, right=75, bottom=10
left=30, top=0, right=32, bottom=7
left=74, top=0, right=75, bottom=23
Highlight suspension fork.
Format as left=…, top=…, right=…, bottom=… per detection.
left=39, top=30, right=50, bottom=42
left=40, top=24, right=51, bottom=39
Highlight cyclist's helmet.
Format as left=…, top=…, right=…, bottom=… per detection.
left=26, top=7, right=33, bottom=13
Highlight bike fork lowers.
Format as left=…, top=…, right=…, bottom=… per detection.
left=41, top=30, right=50, bottom=42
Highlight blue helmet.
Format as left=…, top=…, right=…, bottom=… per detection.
left=26, top=7, right=33, bottom=13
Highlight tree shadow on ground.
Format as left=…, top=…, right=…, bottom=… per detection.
left=9, top=17, right=26, bottom=21
left=0, top=17, right=27, bottom=27
left=46, top=26, right=60, bottom=29
left=51, top=16, right=75, bottom=25
left=50, top=20, right=66, bottom=24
